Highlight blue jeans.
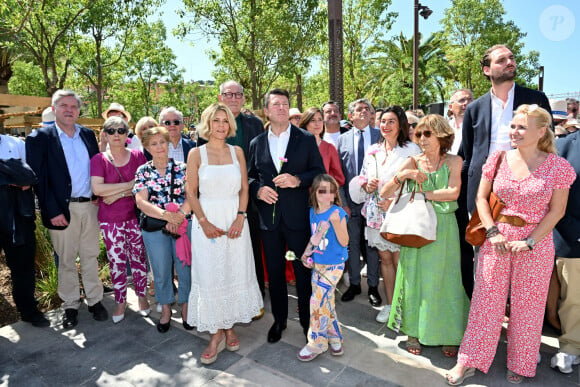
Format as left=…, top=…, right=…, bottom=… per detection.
left=141, top=230, right=191, bottom=305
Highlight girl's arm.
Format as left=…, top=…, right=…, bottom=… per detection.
left=329, top=209, right=349, bottom=247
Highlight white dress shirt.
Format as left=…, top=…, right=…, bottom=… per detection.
left=55, top=123, right=92, bottom=198
left=0, top=134, right=26, bottom=160
left=489, top=83, right=515, bottom=154
left=449, top=117, right=463, bottom=155
left=268, top=124, right=292, bottom=172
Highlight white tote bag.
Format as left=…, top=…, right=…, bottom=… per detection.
left=379, top=182, right=437, bottom=248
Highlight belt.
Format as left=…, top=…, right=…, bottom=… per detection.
left=70, top=196, right=93, bottom=203
left=496, top=214, right=530, bottom=227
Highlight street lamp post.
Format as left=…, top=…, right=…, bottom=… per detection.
left=413, top=0, right=432, bottom=110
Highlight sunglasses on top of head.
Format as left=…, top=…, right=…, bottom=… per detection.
left=104, top=127, right=128, bottom=135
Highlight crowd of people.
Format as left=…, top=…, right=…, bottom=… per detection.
left=1, top=43, right=579, bottom=384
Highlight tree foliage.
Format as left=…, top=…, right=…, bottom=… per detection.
left=178, top=0, right=325, bottom=109
left=438, top=0, right=540, bottom=97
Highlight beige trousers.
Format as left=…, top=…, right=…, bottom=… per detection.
left=49, top=202, right=103, bottom=310
left=557, top=257, right=580, bottom=355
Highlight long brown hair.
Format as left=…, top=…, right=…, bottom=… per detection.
left=309, top=174, right=342, bottom=210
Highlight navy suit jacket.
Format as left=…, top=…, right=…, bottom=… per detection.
left=144, top=137, right=195, bottom=161
left=459, top=84, right=551, bottom=212
left=554, top=131, right=580, bottom=257
left=336, top=127, right=381, bottom=208
left=26, top=124, right=99, bottom=229
left=248, top=125, right=325, bottom=231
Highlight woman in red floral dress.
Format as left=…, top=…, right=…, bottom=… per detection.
left=446, top=105, right=576, bottom=385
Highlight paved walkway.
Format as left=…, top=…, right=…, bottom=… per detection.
left=1, top=281, right=578, bottom=386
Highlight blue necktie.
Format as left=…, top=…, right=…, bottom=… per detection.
left=357, top=130, right=365, bottom=173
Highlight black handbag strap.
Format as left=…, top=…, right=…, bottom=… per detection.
left=105, top=151, right=127, bottom=182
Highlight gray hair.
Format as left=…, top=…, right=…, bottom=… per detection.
left=103, top=116, right=129, bottom=132
left=219, top=80, right=244, bottom=94
left=158, top=106, right=183, bottom=124
left=52, top=90, right=82, bottom=108
left=348, top=98, right=372, bottom=115
left=450, top=88, right=473, bottom=103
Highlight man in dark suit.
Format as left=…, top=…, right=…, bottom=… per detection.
left=458, top=44, right=551, bottom=297
left=218, top=80, right=267, bottom=297
left=26, top=90, right=108, bottom=328
left=336, top=98, right=381, bottom=306
left=248, top=88, right=325, bottom=343
left=144, top=106, right=195, bottom=162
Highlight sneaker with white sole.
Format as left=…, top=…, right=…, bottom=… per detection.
left=376, top=305, right=391, bottom=323
left=551, top=352, right=578, bottom=374
left=297, top=346, right=320, bottom=362
left=330, top=342, right=344, bottom=356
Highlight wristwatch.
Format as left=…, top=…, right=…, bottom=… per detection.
left=525, top=237, right=536, bottom=250
left=237, top=211, right=247, bottom=218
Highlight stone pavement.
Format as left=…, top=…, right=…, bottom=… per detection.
left=1, top=280, right=578, bottom=386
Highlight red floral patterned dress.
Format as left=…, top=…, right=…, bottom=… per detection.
left=457, top=150, right=576, bottom=377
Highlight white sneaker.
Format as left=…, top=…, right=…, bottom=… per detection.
left=551, top=352, right=578, bottom=374
left=376, top=305, right=391, bottom=323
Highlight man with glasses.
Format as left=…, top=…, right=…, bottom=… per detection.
left=147, top=106, right=194, bottom=163
left=248, top=88, right=325, bottom=343
left=26, top=90, right=108, bottom=328
left=448, top=89, right=473, bottom=155
left=217, top=80, right=266, bottom=298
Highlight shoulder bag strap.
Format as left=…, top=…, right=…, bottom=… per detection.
left=491, top=151, right=505, bottom=184
left=106, top=151, right=126, bottom=182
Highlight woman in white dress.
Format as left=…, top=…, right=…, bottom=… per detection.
left=185, top=103, right=263, bottom=365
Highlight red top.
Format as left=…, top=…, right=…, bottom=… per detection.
left=319, top=140, right=345, bottom=186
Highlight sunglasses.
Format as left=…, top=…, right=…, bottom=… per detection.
left=414, top=130, right=433, bottom=138
left=104, top=127, right=128, bottom=135
left=163, top=120, right=182, bottom=126
left=317, top=189, right=336, bottom=194
left=221, top=92, right=244, bottom=99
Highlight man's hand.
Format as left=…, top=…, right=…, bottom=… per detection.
left=273, top=173, right=299, bottom=189
left=50, top=214, right=69, bottom=227
left=257, top=186, right=279, bottom=204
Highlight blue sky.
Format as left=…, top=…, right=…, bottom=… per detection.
left=159, top=0, right=579, bottom=98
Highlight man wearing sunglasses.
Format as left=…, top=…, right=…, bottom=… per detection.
left=458, top=44, right=551, bottom=298
left=26, top=90, right=108, bottom=328
left=146, top=106, right=194, bottom=163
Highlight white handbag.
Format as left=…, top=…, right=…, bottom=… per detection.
left=379, top=180, right=437, bottom=248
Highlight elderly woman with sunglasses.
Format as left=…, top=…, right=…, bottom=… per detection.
left=90, top=116, right=150, bottom=323
left=380, top=114, right=470, bottom=358
left=446, top=105, right=576, bottom=385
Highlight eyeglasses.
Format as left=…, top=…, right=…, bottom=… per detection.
left=414, top=130, right=433, bottom=138
left=163, top=120, right=182, bottom=126
left=454, top=97, right=473, bottom=104
left=271, top=102, right=290, bottom=108
left=317, top=189, right=336, bottom=194
left=221, top=92, right=244, bottom=99
left=104, top=127, right=128, bottom=135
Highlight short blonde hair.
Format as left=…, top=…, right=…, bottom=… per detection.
left=513, top=104, right=556, bottom=154
left=142, top=126, right=169, bottom=148
left=135, top=116, right=158, bottom=140
left=198, top=103, right=237, bottom=140
left=415, top=114, right=454, bottom=155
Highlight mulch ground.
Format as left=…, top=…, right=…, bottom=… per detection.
left=0, top=253, right=20, bottom=327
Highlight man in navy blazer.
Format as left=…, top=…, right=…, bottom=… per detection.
left=248, top=89, right=325, bottom=343
left=337, top=98, right=381, bottom=306
left=458, top=44, right=551, bottom=297
left=551, top=130, right=580, bottom=372
left=26, top=90, right=108, bottom=328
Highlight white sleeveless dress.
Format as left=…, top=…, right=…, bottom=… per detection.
left=187, top=145, right=263, bottom=333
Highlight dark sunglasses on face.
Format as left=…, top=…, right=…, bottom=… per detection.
left=163, top=120, right=182, bottom=126
left=414, top=130, right=433, bottom=138
left=104, top=127, right=128, bottom=135
left=317, top=189, right=336, bottom=194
